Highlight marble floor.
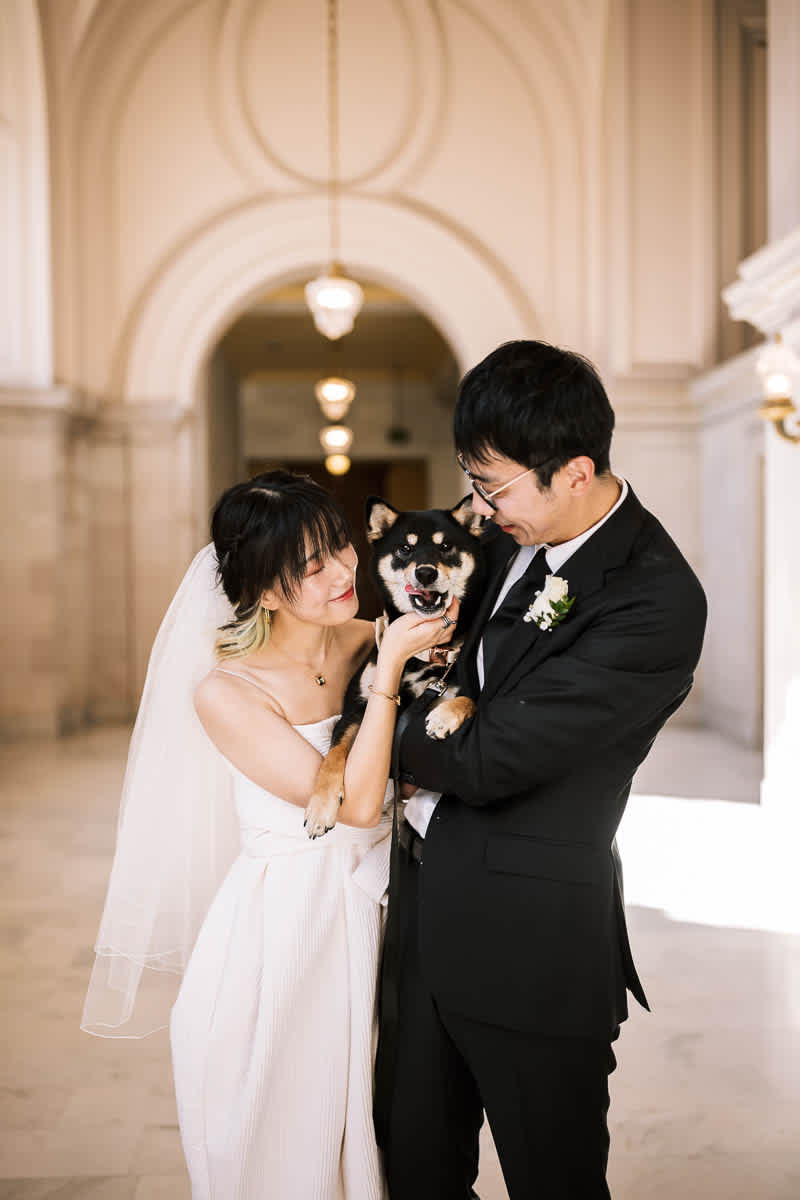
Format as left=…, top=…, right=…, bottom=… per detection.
left=1, top=724, right=799, bottom=1198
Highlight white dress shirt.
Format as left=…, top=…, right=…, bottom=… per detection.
left=476, top=477, right=629, bottom=688
left=404, top=479, right=629, bottom=837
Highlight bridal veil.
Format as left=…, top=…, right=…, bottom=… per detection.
left=81, top=545, right=241, bottom=1037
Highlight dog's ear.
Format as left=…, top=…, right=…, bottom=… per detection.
left=449, top=495, right=485, bottom=538
left=365, top=496, right=400, bottom=543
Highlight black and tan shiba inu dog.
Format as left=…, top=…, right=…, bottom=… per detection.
left=304, top=495, right=486, bottom=838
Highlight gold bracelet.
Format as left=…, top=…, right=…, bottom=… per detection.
left=368, top=684, right=401, bottom=707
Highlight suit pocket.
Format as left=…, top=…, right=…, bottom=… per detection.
left=485, top=832, right=606, bottom=887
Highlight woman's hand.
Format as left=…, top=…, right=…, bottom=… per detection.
left=377, top=596, right=460, bottom=674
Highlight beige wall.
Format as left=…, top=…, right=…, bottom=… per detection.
left=39, top=0, right=723, bottom=395
left=0, top=0, right=772, bottom=736
left=205, top=347, right=243, bottom=528
left=240, top=371, right=458, bottom=508
left=0, top=391, right=69, bottom=737
left=691, top=351, right=765, bottom=747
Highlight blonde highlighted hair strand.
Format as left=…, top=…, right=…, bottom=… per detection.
left=215, top=603, right=272, bottom=661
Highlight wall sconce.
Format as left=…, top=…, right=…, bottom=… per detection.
left=756, top=334, right=800, bottom=443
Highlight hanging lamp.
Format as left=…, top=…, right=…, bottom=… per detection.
left=319, top=425, right=354, bottom=455
left=314, top=376, right=356, bottom=421
left=305, top=0, right=363, bottom=339
left=324, top=454, right=352, bottom=475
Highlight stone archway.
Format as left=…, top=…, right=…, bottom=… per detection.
left=116, top=191, right=536, bottom=405
left=110, top=192, right=535, bottom=704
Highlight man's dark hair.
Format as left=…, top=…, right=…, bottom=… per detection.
left=453, top=340, right=615, bottom=488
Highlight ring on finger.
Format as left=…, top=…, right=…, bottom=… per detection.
left=441, top=613, right=454, bottom=629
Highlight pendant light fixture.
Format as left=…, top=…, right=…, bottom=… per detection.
left=314, top=376, right=356, bottom=422
left=324, top=453, right=351, bottom=476
left=319, top=425, right=354, bottom=455
left=305, top=0, right=363, bottom=339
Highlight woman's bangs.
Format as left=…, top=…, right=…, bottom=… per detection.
left=277, top=495, right=350, bottom=598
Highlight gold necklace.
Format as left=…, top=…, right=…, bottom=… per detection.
left=269, top=633, right=336, bottom=687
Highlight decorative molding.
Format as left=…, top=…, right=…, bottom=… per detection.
left=213, top=0, right=446, bottom=192
left=71, top=0, right=106, bottom=57
left=0, top=385, right=75, bottom=423
left=68, top=0, right=203, bottom=393
left=0, top=0, right=53, bottom=389
left=609, top=351, right=767, bottom=435
left=91, top=401, right=192, bottom=440
left=689, top=344, right=764, bottom=431
left=608, top=0, right=715, bottom=376
left=61, top=0, right=589, bottom=397
left=114, top=191, right=533, bottom=406
left=453, top=0, right=586, bottom=346
left=723, top=225, right=800, bottom=333
left=690, top=343, right=760, bottom=395
left=606, top=373, right=699, bottom=433
left=714, top=0, right=767, bottom=362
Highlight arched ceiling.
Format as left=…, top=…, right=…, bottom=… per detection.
left=219, top=284, right=457, bottom=380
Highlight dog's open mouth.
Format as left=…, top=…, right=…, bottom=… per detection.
left=405, top=584, right=449, bottom=615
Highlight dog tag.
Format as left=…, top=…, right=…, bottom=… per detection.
left=426, top=678, right=448, bottom=696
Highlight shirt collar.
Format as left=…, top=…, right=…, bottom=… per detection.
left=538, top=478, right=629, bottom=575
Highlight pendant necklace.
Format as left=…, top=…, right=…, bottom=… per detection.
left=270, top=633, right=335, bottom=687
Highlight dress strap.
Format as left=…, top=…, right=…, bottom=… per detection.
left=213, top=666, right=289, bottom=720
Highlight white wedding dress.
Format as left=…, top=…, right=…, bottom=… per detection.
left=170, top=714, right=392, bottom=1200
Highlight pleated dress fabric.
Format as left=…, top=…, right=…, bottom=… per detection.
left=170, top=716, right=392, bottom=1199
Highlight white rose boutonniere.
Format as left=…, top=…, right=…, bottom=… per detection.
left=523, top=575, right=575, bottom=632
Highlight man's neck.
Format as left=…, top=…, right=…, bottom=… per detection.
left=548, top=475, right=623, bottom=547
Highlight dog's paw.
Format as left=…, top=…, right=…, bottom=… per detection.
left=304, top=787, right=343, bottom=839
left=425, top=696, right=477, bottom=740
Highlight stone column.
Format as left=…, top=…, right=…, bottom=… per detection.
left=762, top=406, right=800, bottom=808
left=762, top=0, right=800, bottom=810
left=767, top=0, right=800, bottom=243
left=723, top=0, right=800, bottom=809
left=0, top=388, right=85, bottom=737
left=87, top=404, right=199, bottom=721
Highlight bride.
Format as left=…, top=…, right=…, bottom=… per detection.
left=82, top=469, right=456, bottom=1199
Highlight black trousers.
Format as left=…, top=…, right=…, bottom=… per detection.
left=374, top=832, right=618, bottom=1200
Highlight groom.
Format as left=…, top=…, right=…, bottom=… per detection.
left=374, top=340, right=707, bottom=1198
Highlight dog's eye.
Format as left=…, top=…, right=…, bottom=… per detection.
left=397, top=544, right=412, bottom=558
left=440, top=540, right=452, bottom=553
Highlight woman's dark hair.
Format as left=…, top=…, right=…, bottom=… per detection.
left=211, top=470, right=350, bottom=657
left=454, top=340, right=615, bottom=488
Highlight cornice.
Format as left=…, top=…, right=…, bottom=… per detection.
left=610, top=375, right=700, bottom=432
left=723, top=227, right=800, bottom=334
left=90, top=400, right=191, bottom=439
left=689, top=346, right=765, bottom=431
left=0, top=384, right=72, bottom=410
left=0, top=384, right=84, bottom=424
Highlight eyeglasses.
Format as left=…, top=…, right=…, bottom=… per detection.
left=456, top=452, right=537, bottom=512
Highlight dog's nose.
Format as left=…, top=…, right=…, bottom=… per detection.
left=415, top=565, right=438, bottom=587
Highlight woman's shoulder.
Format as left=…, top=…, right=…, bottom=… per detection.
left=194, top=664, right=287, bottom=724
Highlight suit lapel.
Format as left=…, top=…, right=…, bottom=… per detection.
left=481, top=487, right=648, bottom=703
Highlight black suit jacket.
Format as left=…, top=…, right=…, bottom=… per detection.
left=399, top=486, right=707, bottom=1040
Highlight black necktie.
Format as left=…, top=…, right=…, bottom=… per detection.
left=480, top=548, right=549, bottom=681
